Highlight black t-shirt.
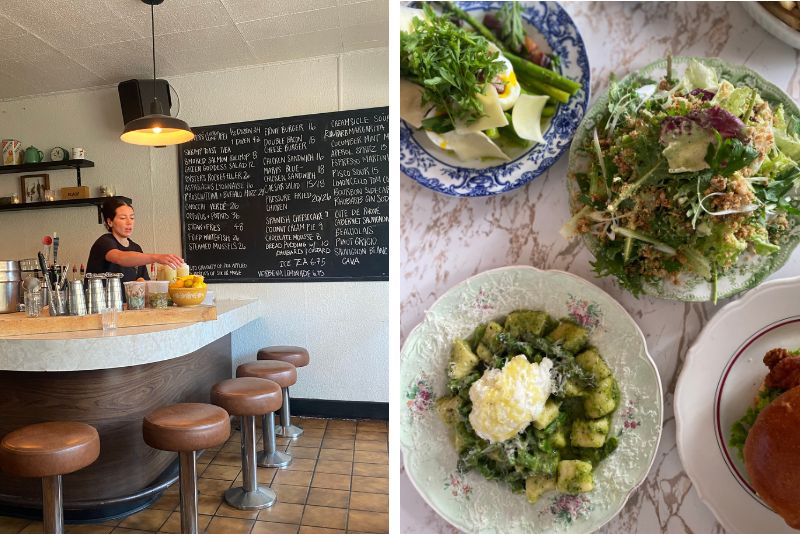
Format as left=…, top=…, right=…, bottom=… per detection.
left=86, top=233, right=150, bottom=283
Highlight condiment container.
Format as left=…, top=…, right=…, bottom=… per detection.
left=157, top=264, right=177, bottom=282
left=123, top=281, right=146, bottom=310
left=146, top=280, right=170, bottom=308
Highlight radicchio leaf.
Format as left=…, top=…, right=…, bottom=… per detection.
left=688, top=106, right=746, bottom=140
left=689, top=88, right=715, bottom=101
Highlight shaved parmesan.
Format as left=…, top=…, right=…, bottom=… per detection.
left=428, top=130, right=510, bottom=162
left=455, top=84, right=508, bottom=134
left=512, top=94, right=549, bottom=143
left=400, top=80, right=429, bottom=129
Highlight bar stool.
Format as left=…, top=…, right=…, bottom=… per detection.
left=143, top=403, right=229, bottom=534
left=211, top=377, right=282, bottom=509
left=257, top=346, right=309, bottom=438
left=0, top=421, right=100, bottom=534
left=236, top=361, right=296, bottom=468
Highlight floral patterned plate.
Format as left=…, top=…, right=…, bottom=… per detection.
left=400, top=1, right=590, bottom=197
left=566, top=56, right=800, bottom=301
left=675, top=275, right=800, bottom=534
left=400, top=266, right=663, bottom=533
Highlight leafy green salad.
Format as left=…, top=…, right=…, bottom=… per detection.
left=436, top=310, right=620, bottom=504
left=563, top=59, right=800, bottom=301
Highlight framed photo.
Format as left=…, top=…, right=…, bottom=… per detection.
left=20, top=174, right=49, bottom=203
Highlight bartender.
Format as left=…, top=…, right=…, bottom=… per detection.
left=86, top=198, right=183, bottom=282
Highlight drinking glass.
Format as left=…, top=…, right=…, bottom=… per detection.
left=101, top=307, right=118, bottom=332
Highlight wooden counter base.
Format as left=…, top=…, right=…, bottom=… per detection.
left=0, top=334, right=231, bottom=519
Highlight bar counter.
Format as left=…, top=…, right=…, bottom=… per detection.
left=0, top=299, right=260, bottom=521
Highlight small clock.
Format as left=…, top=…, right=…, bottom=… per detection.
left=50, top=147, right=68, bottom=161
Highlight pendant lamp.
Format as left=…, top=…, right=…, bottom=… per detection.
left=120, top=0, right=194, bottom=146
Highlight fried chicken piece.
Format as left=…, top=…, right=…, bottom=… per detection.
left=765, top=355, right=800, bottom=390
left=764, top=348, right=792, bottom=369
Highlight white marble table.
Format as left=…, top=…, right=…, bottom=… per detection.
left=400, top=2, right=800, bottom=532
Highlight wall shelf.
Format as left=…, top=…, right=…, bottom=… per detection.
left=0, top=159, right=94, bottom=186
left=0, top=196, right=132, bottom=224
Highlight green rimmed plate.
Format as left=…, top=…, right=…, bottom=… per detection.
left=400, top=266, right=663, bottom=533
left=566, top=56, right=800, bottom=301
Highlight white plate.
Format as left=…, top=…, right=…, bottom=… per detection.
left=675, top=276, right=800, bottom=534
left=742, top=2, right=800, bottom=50
left=400, top=266, right=663, bottom=533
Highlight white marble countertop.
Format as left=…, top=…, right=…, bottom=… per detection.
left=400, top=2, right=800, bottom=533
left=0, top=299, right=259, bottom=371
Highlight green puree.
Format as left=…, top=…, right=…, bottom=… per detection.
left=436, top=310, right=621, bottom=504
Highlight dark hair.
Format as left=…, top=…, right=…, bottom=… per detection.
left=102, top=198, right=133, bottom=231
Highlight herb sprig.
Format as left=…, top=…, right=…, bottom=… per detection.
left=400, top=4, right=504, bottom=126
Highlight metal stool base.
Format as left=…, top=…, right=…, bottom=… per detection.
left=224, top=486, right=276, bottom=510
left=276, top=424, right=303, bottom=439
left=257, top=449, right=292, bottom=468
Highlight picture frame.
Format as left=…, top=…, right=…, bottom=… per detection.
left=20, top=174, right=49, bottom=203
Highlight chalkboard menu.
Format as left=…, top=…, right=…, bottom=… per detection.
left=178, top=107, right=389, bottom=282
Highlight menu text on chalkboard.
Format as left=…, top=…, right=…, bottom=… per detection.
left=178, top=107, right=389, bottom=283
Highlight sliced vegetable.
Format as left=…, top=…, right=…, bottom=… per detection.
left=512, top=94, right=549, bottom=143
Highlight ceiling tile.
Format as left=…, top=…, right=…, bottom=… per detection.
left=222, top=0, right=337, bottom=23
left=0, top=0, right=386, bottom=99
left=338, top=0, right=387, bottom=26
left=119, top=1, right=233, bottom=37
left=236, top=6, right=339, bottom=41
left=0, top=66, right=38, bottom=99
left=0, top=15, right=27, bottom=40
left=31, top=18, right=141, bottom=50
left=65, top=38, right=179, bottom=83
left=248, top=27, right=342, bottom=63
left=341, top=21, right=388, bottom=51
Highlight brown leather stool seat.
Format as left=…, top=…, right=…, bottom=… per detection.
left=237, top=360, right=297, bottom=388
left=143, top=403, right=230, bottom=534
left=0, top=421, right=100, bottom=478
left=257, top=345, right=310, bottom=368
left=0, top=422, right=100, bottom=534
left=211, top=377, right=282, bottom=416
left=143, top=403, right=230, bottom=452
left=210, top=378, right=284, bottom=510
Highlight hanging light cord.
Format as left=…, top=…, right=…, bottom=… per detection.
left=151, top=4, right=156, bottom=83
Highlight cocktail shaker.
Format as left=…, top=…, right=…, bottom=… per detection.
left=86, top=275, right=106, bottom=315
left=68, top=280, right=87, bottom=316
left=106, top=274, right=123, bottom=311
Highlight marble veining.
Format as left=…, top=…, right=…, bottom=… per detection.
left=400, top=2, right=800, bottom=532
left=0, top=299, right=260, bottom=371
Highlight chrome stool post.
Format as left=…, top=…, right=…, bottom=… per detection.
left=258, top=411, right=292, bottom=468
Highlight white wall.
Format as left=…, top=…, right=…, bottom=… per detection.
left=0, top=48, right=389, bottom=403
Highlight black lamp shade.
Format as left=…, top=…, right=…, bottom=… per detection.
left=120, top=113, right=194, bottom=146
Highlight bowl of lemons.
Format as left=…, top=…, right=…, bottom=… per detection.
left=168, top=274, right=207, bottom=307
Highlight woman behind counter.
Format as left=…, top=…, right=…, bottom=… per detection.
left=86, top=198, right=183, bottom=282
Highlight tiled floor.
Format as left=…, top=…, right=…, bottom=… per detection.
left=0, top=418, right=388, bottom=534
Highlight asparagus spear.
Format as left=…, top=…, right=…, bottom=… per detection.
left=518, top=74, right=570, bottom=104
left=435, top=2, right=581, bottom=95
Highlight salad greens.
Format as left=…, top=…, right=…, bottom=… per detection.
left=437, top=310, right=620, bottom=504
left=400, top=4, right=505, bottom=126
left=564, top=59, right=800, bottom=301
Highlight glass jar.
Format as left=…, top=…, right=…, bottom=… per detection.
left=24, top=291, right=41, bottom=318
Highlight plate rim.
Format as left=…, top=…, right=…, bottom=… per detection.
left=400, top=0, right=591, bottom=197
left=675, top=274, right=800, bottom=533
left=400, top=265, right=664, bottom=533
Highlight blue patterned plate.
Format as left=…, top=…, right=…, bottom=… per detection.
left=400, top=1, right=590, bottom=197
